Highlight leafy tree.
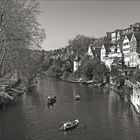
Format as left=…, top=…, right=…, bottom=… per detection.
left=48, top=65, right=62, bottom=77
left=92, top=59, right=110, bottom=83
left=62, top=61, right=72, bottom=72
left=82, top=60, right=94, bottom=80
left=68, top=34, right=96, bottom=56
left=132, top=69, right=140, bottom=83
left=110, top=57, right=122, bottom=77
left=42, top=57, right=53, bottom=71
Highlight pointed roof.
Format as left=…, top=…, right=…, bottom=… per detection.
left=117, top=39, right=123, bottom=52
left=88, top=44, right=94, bottom=52
left=88, top=44, right=102, bottom=58
left=133, top=32, right=140, bottom=41
left=124, top=33, right=133, bottom=41
left=74, top=55, right=80, bottom=61
left=102, top=43, right=111, bottom=54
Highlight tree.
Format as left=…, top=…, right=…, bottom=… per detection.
left=0, top=0, right=46, bottom=77
left=62, top=61, right=72, bottom=72
left=133, top=69, right=140, bottom=83
left=68, top=34, right=96, bottom=56
left=110, top=57, right=122, bottom=77
left=78, top=57, right=110, bottom=82
left=92, top=59, right=110, bottom=83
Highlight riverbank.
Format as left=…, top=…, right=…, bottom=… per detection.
left=109, top=80, right=140, bottom=115
left=0, top=70, right=48, bottom=107
left=0, top=71, right=26, bottom=107
left=46, top=70, right=107, bottom=88
left=61, top=72, right=140, bottom=115
left=36, top=71, right=140, bottom=115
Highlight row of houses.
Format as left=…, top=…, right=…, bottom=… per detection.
left=74, top=22, right=140, bottom=71
left=73, top=22, right=140, bottom=114
left=102, top=22, right=140, bottom=69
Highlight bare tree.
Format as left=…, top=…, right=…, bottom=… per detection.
left=0, top=0, right=46, bottom=77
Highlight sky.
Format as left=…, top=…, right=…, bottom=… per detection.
left=38, top=0, right=140, bottom=50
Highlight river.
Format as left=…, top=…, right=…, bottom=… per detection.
left=0, top=76, right=140, bottom=140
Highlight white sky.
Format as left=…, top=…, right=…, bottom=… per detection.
left=38, top=1, right=140, bottom=50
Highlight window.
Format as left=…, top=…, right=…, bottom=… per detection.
left=123, top=42, right=129, bottom=46
left=131, top=41, right=137, bottom=48
left=123, top=48, right=130, bottom=51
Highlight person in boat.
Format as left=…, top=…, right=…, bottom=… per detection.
left=75, top=95, right=80, bottom=100
left=48, top=95, right=56, bottom=100
left=47, top=95, right=57, bottom=106
left=60, top=119, right=79, bottom=131
left=48, top=96, right=51, bottom=100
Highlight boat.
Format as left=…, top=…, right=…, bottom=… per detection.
left=82, top=80, right=94, bottom=85
left=75, top=95, right=80, bottom=100
left=60, top=119, right=79, bottom=131
left=47, top=95, right=57, bottom=105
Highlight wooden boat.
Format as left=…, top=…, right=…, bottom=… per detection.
left=75, top=95, right=80, bottom=100
left=60, top=119, right=79, bottom=131
left=47, top=95, right=57, bottom=105
left=82, top=80, right=94, bottom=85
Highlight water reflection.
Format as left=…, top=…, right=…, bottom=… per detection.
left=0, top=77, right=140, bottom=140
left=107, top=88, right=140, bottom=140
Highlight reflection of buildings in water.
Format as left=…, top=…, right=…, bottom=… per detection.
left=36, top=77, right=42, bottom=92
left=72, top=84, right=77, bottom=99
left=108, top=90, right=126, bottom=124
left=131, top=86, right=140, bottom=114
left=85, top=86, right=93, bottom=100
left=103, top=87, right=109, bottom=94
left=129, top=105, right=140, bottom=127
left=21, top=91, right=27, bottom=106
left=72, top=84, right=94, bottom=101
left=108, top=90, right=116, bottom=122
left=108, top=89, right=140, bottom=131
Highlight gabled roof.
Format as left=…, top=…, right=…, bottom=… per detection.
left=87, top=44, right=94, bottom=56
left=87, top=44, right=101, bottom=58
left=88, top=37, right=111, bottom=56
left=102, top=43, right=111, bottom=54
left=74, top=55, right=81, bottom=61
left=92, top=46, right=101, bottom=58
left=125, top=33, right=133, bottom=41
left=117, top=40, right=123, bottom=52
left=133, top=32, right=140, bottom=41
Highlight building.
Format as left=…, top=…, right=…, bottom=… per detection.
left=129, top=32, right=140, bottom=68
left=87, top=44, right=94, bottom=58
left=122, top=34, right=132, bottom=66
left=73, top=22, right=140, bottom=72
left=73, top=55, right=81, bottom=72
left=87, top=44, right=102, bottom=60
left=106, top=29, right=123, bottom=44
left=108, top=43, right=117, bottom=59
left=122, top=23, right=140, bottom=35
left=116, top=40, right=123, bottom=58
left=100, top=43, right=112, bottom=68
left=105, top=23, right=140, bottom=68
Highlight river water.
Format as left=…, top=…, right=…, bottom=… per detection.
left=0, top=76, right=140, bottom=140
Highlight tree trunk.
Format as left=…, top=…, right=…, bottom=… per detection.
left=0, top=49, right=6, bottom=77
